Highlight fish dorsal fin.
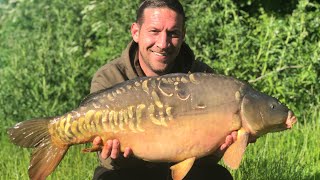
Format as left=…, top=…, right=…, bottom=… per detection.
left=222, top=128, right=249, bottom=169
left=170, top=157, right=196, bottom=180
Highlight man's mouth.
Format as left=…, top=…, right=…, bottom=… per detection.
left=151, top=50, right=168, bottom=57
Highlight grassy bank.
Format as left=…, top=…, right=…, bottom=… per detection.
left=231, top=107, right=320, bottom=180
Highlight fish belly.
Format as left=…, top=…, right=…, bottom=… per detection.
left=112, top=112, right=238, bottom=162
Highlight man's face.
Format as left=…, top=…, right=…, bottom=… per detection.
left=131, top=7, right=185, bottom=76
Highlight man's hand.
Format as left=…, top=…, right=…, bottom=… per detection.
left=214, top=131, right=257, bottom=159
left=219, top=131, right=238, bottom=152
left=93, top=136, right=132, bottom=159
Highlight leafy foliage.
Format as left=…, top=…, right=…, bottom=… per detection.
left=0, top=0, right=319, bottom=121
left=184, top=0, right=319, bottom=117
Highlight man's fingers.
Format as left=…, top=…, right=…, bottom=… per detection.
left=101, top=140, right=112, bottom=159
left=110, top=139, right=120, bottom=159
left=123, top=147, right=132, bottom=158
left=219, top=144, right=227, bottom=151
left=221, top=135, right=233, bottom=151
left=220, top=132, right=236, bottom=151
left=97, top=138, right=131, bottom=159
left=231, top=131, right=238, bottom=141
left=93, top=136, right=102, bottom=146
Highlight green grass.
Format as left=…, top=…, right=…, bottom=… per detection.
left=0, top=130, right=97, bottom=179
left=1, top=110, right=319, bottom=180
left=230, top=109, right=320, bottom=180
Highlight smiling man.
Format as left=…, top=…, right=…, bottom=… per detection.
left=131, top=6, right=185, bottom=76
left=90, top=0, right=236, bottom=179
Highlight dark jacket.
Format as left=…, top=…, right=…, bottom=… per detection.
left=90, top=41, right=213, bottom=93
left=90, top=41, right=215, bottom=170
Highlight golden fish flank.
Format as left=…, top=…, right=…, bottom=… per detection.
left=167, top=77, right=174, bottom=83
left=116, top=89, right=122, bottom=95
left=101, top=110, right=109, bottom=131
left=58, top=117, right=68, bottom=141
left=113, top=111, right=119, bottom=126
left=79, top=102, right=176, bottom=133
left=92, top=102, right=101, bottom=109
left=84, top=110, right=95, bottom=132
left=119, top=87, right=126, bottom=93
left=127, top=106, right=137, bottom=132
left=126, top=84, right=132, bottom=90
left=134, top=81, right=141, bottom=87
left=158, top=108, right=168, bottom=127
left=64, top=115, right=76, bottom=140
left=118, top=110, right=125, bottom=130
left=148, top=104, right=161, bottom=125
left=161, top=77, right=170, bottom=84
left=122, top=109, right=129, bottom=125
left=189, top=73, right=200, bottom=84
left=112, top=91, right=117, bottom=97
left=107, top=93, right=115, bottom=101
left=108, top=110, right=116, bottom=132
left=70, top=120, right=79, bottom=139
left=78, top=116, right=88, bottom=137
left=235, top=91, right=242, bottom=102
left=150, top=79, right=157, bottom=88
left=147, top=103, right=172, bottom=126
left=180, top=76, right=189, bottom=83
left=166, top=106, right=174, bottom=121
left=136, top=104, right=146, bottom=132
left=64, top=119, right=73, bottom=139
left=151, top=90, right=164, bottom=108
left=142, top=80, right=149, bottom=94
left=158, top=82, right=173, bottom=97
left=52, top=118, right=66, bottom=141
left=91, top=108, right=137, bottom=133
left=7, top=73, right=297, bottom=180
left=94, top=111, right=103, bottom=132
left=51, top=73, right=211, bottom=142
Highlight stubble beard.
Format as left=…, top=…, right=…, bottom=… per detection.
left=142, top=55, right=175, bottom=75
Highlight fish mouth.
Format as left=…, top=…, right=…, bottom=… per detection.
left=286, top=110, right=297, bottom=129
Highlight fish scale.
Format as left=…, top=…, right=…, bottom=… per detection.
left=7, top=73, right=297, bottom=180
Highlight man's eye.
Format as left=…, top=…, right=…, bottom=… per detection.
left=150, top=30, right=159, bottom=34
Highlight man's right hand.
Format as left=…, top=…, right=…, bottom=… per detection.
left=93, top=136, right=132, bottom=159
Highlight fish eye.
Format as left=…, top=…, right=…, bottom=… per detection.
left=270, top=103, right=275, bottom=109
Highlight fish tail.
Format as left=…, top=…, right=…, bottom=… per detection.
left=7, top=118, right=69, bottom=180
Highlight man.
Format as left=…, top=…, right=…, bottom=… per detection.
left=90, top=0, right=237, bottom=179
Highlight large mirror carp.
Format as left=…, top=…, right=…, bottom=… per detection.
left=8, top=73, right=297, bottom=180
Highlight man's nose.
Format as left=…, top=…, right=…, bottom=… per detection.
left=156, top=32, right=170, bottom=49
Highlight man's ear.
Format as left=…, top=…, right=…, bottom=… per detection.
left=182, top=28, right=186, bottom=40
left=131, top=22, right=140, bottom=43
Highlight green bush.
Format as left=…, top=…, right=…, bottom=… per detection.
left=0, top=0, right=138, bottom=123
left=184, top=0, right=319, bottom=117
left=0, top=0, right=319, bottom=123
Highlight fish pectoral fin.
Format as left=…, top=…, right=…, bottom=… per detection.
left=170, top=157, right=196, bottom=180
left=82, top=144, right=102, bottom=153
left=222, top=128, right=249, bottom=169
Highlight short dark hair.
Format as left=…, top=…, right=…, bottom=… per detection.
left=136, top=0, right=186, bottom=26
